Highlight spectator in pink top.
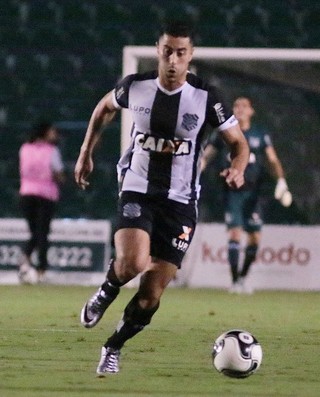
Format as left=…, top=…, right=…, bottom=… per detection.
left=18, top=122, right=65, bottom=283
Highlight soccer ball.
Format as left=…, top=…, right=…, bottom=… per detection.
left=212, top=329, right=263, bottom=378
left=18, top=263, right=38, bottom=285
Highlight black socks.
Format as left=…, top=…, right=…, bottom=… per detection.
left=228, top=240, right=240, bottom=283
left=105, top=293, right=160, bottom=350
left=240, top=244, right=258, bottom=278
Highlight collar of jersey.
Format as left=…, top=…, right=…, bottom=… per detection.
left=156, top=78, right=187, bottom=95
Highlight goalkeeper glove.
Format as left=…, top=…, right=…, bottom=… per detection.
left=274, top=178, right=292, bottom=207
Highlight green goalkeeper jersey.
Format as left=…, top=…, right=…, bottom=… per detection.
left=208, top=124, right=273, bottom=190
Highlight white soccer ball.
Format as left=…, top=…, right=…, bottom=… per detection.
left=18, top=264, right=38, bottom=285
left=212, top=329, right=263, bottom=378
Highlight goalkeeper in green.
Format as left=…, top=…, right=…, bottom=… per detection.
left=202, top=96, right=292, bottom=294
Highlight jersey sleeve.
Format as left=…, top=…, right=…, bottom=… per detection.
left=51, top=147, right=64, bottom=172
left=206, top=86, right=238, bottom=131
left=263, top=132, right=273, bottom=147
left=112, top=74, right=136, bottom=109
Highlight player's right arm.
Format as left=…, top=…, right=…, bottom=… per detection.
left=74, top=90, right=118, bottom=190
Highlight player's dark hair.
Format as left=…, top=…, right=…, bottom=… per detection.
left=28, top=121, right=54, bottom=142
left=159, top=19, right=194, bottom=43
left=234, top=96, right=254, bottom=107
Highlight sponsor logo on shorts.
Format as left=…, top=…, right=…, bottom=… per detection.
left=225, top=212, right=232, bottom=224
left=123, top=203, right=141, bottom=218
left=172, top=226, right=192, bottom=252
left=134, top=133, right=191, bottom=155
left=249, top=212, right=262, bottom=226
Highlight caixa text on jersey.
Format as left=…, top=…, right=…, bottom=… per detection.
left=135, top=133, right=191, bottom=155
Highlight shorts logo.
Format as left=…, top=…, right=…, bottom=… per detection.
left=179, top=226, right=192, bottom=241
left=181, top=113, right=199, bottom=131
left=249, top=212, right=262, bottom=226
left=172, top=226, right=193, bottom=252
left=123, top=203, right=141, bottom=218
left=225, top=212, right=232, bottom=224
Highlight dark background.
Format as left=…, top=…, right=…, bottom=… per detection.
left=1, top=0, right=319, bottom=224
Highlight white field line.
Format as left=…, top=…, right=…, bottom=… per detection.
left=0, top=328, right=82, bottom=332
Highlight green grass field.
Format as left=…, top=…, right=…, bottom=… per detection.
left=1, top=285, right=319, bottom=397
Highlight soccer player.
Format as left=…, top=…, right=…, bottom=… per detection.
left=74, top=20, right=249, bottom=375
left=201, top=96, right=292, bottom=294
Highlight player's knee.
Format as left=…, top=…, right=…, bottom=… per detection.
left=138, top=268, right=175, bottom=304
left=137, top=283, right=168, bottom=310
left=228, top=227, right=242, bottom=242
left=116, top=253, right=148, bottom=279
left=124, top=293, right=160, bottom=326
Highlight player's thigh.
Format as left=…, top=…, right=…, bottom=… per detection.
left=225, top=191, right=244, bottom=229
left=20, top=195, right=38, bottom=232
left=115, top=191, right=153, bottom=271
left=228, top=226, right=243, bottom=241
left=243, top=191, right=263, bottom=233
left=114, top=228, right=151, bottom=273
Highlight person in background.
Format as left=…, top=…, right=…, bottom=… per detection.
left=201, top=96, right=292, bottom=294
left=18, top=122, right=65, bottom=283
left=74, top=20, right=249, bottom=375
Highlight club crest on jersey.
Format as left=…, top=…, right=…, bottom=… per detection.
left=249, top=137, right=260, bottom=148
left=181, top=113, right=199, bottom=131
left=172, top=226, right=193, bottom=252
left=135, top=133, right=191, bottom=155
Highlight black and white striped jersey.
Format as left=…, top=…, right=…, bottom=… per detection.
left=112, top=70, right=238, bottom=204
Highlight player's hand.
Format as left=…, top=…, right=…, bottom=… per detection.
left=274, top=178, right=292, bottom=207
left=220, top=168, right=245, bottom=189
left=74, top=153, right=93, bottom=190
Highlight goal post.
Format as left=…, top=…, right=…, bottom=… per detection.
left=121, top=45, right=320, bottom=153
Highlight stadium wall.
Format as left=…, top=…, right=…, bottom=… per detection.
left=177, top=223, right=320, bottom=291
left=0, top=219, right=319, bottom=290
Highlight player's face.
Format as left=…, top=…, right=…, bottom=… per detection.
left=157, top=34, right=194, bottom=89
left=45, top=127, right=59, bottom=144
left=233, top=98, right=255, bottom=123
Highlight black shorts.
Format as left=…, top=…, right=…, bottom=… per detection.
left=116, top=191, right=197, bottom=268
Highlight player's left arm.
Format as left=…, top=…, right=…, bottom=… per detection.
left=265, top=146, right=292, bottom=206
left=265, top=145, right=285, bottom=179
left=220, top=124, right=250, bottom=189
